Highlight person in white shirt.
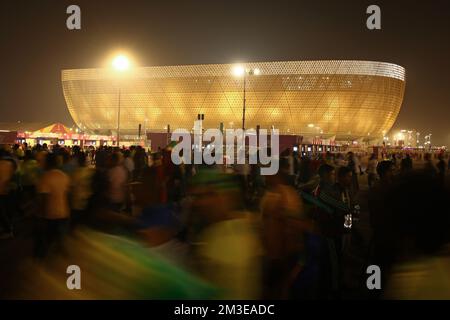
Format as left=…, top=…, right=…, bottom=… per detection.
left=123, top=149, right=135, bottom=180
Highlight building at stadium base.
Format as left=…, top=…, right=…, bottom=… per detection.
left=62, top=60, right=406, bottom=152
left=0, top=122, right=115, bottom=147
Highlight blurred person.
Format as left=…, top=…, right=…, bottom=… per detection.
left=367, top=153, right=378, bottom=188
left=190, top=168, right=263, bottom=299
left=391, top=153, right=397, bottom=169
left=423, top=153, right=437, bottom=178
left=171, top=161, right=186, bottom=204
left=298, top=155, right=312, bottom=185
left=2, top=144, right=19, bottom=166
left=318, top=166, right=354, bottom=232
left=379, top=172, right=450, bottom=299
left=20, top=149, right=39, bottom=189
left=249, top=163, right=265, bottom=202
left=235, top=161, right=251, bottom=200
left=129, top=163, right=189, bottom=266
left=13, top=143, right=24, bottom=160
left=369, top=160, right=395, bottom=225
left=368, top=160, right=395, bottom=292
left=122, top=149, right=135, bottom=213
left=0, top=149, right=16, bottom=239
left=153, top=152, right=168, bottom=204
left=89, top=147, right=96, bottom=165
left=293, top=151, right=301, bottom=180
left=133, top=146, right=147, bottom=180
left=162, top=147, right=178, bottom=203
left=287, top=149, right=296, bottom=185
left=325, top=151, right=334, bottom=167
left=260, top=160, right=306, bottom=299
left=400, top=153, right=413, bottom=174
left=335, top=153, right=347, bottom=168
left=196, top=208, right=263, bottom=299
left=68, top=146, right=83, bottom=169
left=437, top=154, right=446, bottom=184
left=107, top=152, right=128, bottom=212
left=35, top=149, right=48, bottom=171
left=147, top=151, right=155, bottom=168
left=289, top=164, right=336, bottom=299
left=315, top=166, right=355, bottom=297
left=313, top=164, right=336, bottom=197
left=133, top=162, right=173, bottom=218
left=346, top=152, right=359, bottom=192
left=34, top=153, right=71, bottom=257
left=19, top=149, right=39, bottom=212
left=310, top=155, right=322, bottom=176
left=357, top=153, right=364, bottom=175
left=94, top=146, right=108, bottom=169
left=123, top=149, right=135, bottom=180
left=70, top=152, right=94, bottom=228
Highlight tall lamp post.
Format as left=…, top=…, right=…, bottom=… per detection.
left=233, top=66, right=260, bottom=130
left=112, top=55, right=130, bottom=147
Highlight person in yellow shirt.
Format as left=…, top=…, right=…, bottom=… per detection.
left=34, top=152, right=71, bottom=258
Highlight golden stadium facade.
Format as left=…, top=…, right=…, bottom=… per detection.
left=62, top=60, right=405, bottom=140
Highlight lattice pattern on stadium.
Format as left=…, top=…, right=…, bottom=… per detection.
left=62, top=60, right=405, bottom=140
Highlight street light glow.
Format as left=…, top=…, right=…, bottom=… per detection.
left=112, top=55, right=130, bottom=71
left=232, top=65, right=245, bottom=77
left=232, top=66, right=260, bottom=77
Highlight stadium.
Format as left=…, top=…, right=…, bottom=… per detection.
left=62, top=60, right=405, bottom=143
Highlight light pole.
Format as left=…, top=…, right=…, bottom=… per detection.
left=112, top=55, right=130, bottom=147
left=233, top=66, right=260, bottom=130
left=144, top=118, right=148, bottom=146
left=116, top=87, right=122, bottom=147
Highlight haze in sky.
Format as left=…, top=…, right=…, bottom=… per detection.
left=1, top=0, right=449, bottom=145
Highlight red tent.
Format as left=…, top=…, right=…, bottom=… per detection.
left=36, top=123, right=71, bottom=135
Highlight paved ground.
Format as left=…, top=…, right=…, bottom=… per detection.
left=0, top=215, right=34, bottom=297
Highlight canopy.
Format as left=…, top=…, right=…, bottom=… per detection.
left=36, top=123, right=71, bottom=135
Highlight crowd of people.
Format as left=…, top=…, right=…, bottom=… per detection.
left=0, top=142, right=449, bottom=299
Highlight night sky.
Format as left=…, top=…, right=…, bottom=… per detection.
left=1, top=0, right=449, bottom=146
